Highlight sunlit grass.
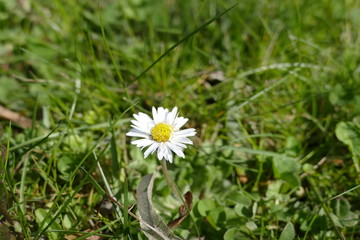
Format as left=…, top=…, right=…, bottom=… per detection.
left=0, top=0, right=360, bottom=239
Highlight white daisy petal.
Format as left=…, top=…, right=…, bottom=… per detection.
left=131, top=139, right=153, bottom=148
left=133, top=113, right=141, bottom=121
left=173, top=117, right=188, bottom=130
left=167, top=152, right=173, bottom=163
left=164, top=144, right=173, bottom=163
left=133, top=112, right=152, bottom=123
left=167, top=142, right=185, bottom=158
left=169, top=139, right=187, bottom=148
left=157, top=151, right=163, bottom=160
left=157, top=143, right=166, bottom=160
left=130, top=124, right=148, bottom=133
left=138, top=112, right=151, bottom=120
left=131, top=113, right=154, bottom=133
left=156, top=107, right=163, bottom=122
left=150, top=143, right=159, bottom=154
left=127, top=106, right=196, bottom=163
left=166, top=107, right=178, bottom=125
left=152, top=107, right=158, bottom=123
left=174, top=128, right=196, bottom=137
left=144, top=142, right=160, bottom=158
left=157, top=107, right=167, bottom=123
left=172, top=136, right=193, bottom=145
left=126, top=129, right=149, bottom=138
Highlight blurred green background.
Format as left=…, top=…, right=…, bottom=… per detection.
left=0, top=0, right=360, bottom=239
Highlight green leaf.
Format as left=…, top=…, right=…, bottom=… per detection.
left=331, top=198, right=359, bottom=227
left=57, top=155, right=77, bottom=181
left=329, top=212, right=343, bottom=227
left=34, top=208, right=63, bottom=240
left=197, top=199, right=217, bottom=217
left=272, top=157, right=300, bottom=187
left=279, top=222, right=295, bottom=240
left=335, top=122, right=360, bottom=155
left=62, top=214, right=72, bottom=229
left=136, top=174, right=183, bottom=240
left=226, top=192, right=252, bottom=206
left=234, top=203, right=252, bottom=218
left=207, top=207, right=226, bottom=230
left=224, top=228, right=248, bottom=240
left=329, top=84, right=354, bottom=106
left=335, top=121, right=360, bottom=171
left=331, top=198, right=350, bottom=217
left=339, top=211, right=359, bottom=227
left=245, top=221, right=257, bottom=231
left=285, top=136, right=301, bottom=156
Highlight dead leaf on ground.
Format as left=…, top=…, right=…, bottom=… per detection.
left=65, top=229, right=102, bottom=240
left=168, top=191, right=193, bottom=228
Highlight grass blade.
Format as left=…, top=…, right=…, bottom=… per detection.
left=135, top=2, right=239, bottom=80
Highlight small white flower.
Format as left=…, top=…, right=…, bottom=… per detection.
left=126, top=106, right=196, bottom=163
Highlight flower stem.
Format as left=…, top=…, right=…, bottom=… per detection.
left=161, top=159, right=178, bottom=196
left=161, top=159, right=200, bottom=236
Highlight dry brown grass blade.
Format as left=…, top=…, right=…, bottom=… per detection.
left=168, top=191, right=193, bottom=228
left=0, top=105, right=32, bottom=128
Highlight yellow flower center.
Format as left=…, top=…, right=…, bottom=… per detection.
left=151, top=123, right=172, bottom=142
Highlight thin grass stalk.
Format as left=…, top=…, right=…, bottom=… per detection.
left=95, top=151, right=123, bottom=222
left=161, top=159, right=200, bottom=237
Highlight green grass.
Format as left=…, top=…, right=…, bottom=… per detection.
left=1, top=0, right=360, bottom=239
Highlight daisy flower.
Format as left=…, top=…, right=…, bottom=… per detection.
left=126, top=107, right=196, bottom=163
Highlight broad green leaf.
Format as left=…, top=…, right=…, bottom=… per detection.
left=224, top=228, right=248, bottom=240
left=335, top=122, right=360, bottom=155
left=335, top=121, right=360, bottom=171
left=62, top=214, right=72, bottom=229
left=272, top=157, right=300, bottom=187
left=329, top=84, right=353, bottom=106
left=331, top=198, right=359, bottom=227
left=136, top=174, right=183, bottom=240
left=34, top=208, right=63, bottom=240
left=339, top=211, right=359, bottom=227
left=285, top=136, right=301, bottom=156
left=331, top=198, right=350, bottom=217
left=269, top=205, right=290, bottom=222
left=226, top=192, right=252, bottom=206
left=329, top=212, right=343, bottom=227
left=234, top=204, right=252, bottom=218
left=245, top=221, right=257, bottom=231
left=57, top=155, right=77, bottom=181
left=197, top=199, right=217, bottom=217
left=279, top=222, right=295, bottom=240
left=207, top=207, right=226, bottom=230
left=224, top=228, right=238, bottom=240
